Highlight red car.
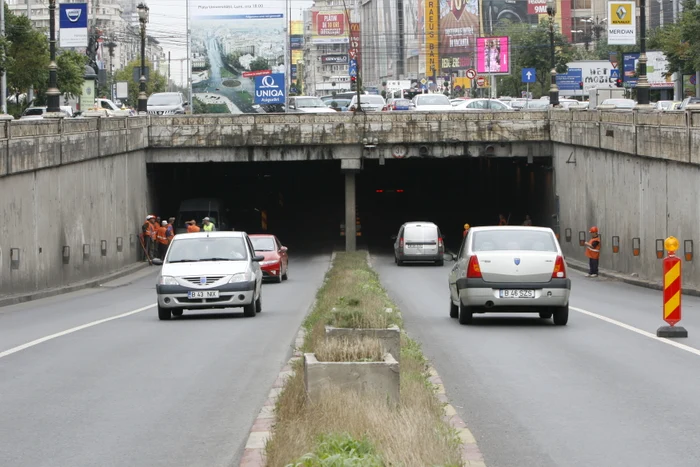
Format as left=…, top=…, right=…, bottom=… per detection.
left=249, top=234, right=289, bottom=283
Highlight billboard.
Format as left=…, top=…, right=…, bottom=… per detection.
left=321, top=54, right=349, bottom=65
left=59, top=3, right=88, bottom=48
left=608, top=1, right=636, bottom=45
left=290, top=20, right=304, bottom=35
left=476, top=36, right=510, bottom=74
left=425, top=0, right=440, bottom=76
left=254, top=73, right=285, bottom=105
left=349, top=22, right=361, bottom=74
left=478, top=0, right=571, bottom=42
left=189, top=0, right=284, bottom=114
left=439, top=0, right=479, bottom=71
left=310, top=11, right=348, bottom=44
left=622, top=51, right=673, bottom=88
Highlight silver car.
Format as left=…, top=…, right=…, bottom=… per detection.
left=153, top=231, right=264, bottom=320
left=393, top=221, right=445, bottom=266
left=448, top=226, right=571, bottom=325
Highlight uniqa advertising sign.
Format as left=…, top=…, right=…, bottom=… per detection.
left=254, top=73, right=285, bottom=105
left=607, top=1, right=636, bottom=45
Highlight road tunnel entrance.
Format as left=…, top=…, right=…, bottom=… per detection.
left=356, top=156, right=555, bottom=252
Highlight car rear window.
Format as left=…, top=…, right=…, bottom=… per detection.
left=251, top=237, right=276, bottom=251
left=404, top=224, right=438, bottom=241
left=472, top=230, right=557, bottom=252
left=167, top=237, right=248, bottom=262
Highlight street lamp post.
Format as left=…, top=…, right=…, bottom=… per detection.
left=46, top=0, right=61, bottom=114
left=546, top=0, right=559, bottom=106
left=137, top=3, right=150, bottom=114
left=636, top=0, right=650, bottom=106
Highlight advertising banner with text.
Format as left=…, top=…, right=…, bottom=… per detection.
left=189, top=0, right=284, bottom=114
left=608, top=1, right=636, bottom=45
left=439, top=0, right=479, bottom=71
left=425, top=0, right=440, bottom=76
left=477, top=0, right=572, bottom=41
left=310, top=10, right=348, bottom=44
left=349, top=22, right=362, bottom=71
left=476, top=36, right=510, bottom=75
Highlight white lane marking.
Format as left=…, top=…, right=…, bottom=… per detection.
left=0, top=304, right=156, bottom=359
left=571, top=306, right=700, bottom=357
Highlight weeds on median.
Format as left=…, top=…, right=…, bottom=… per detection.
left=264, top=251, right=462, bottom=467
left=314, top=336, right=385, bottom=363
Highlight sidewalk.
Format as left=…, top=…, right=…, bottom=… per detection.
left=0, top=262, right=151, bottom=308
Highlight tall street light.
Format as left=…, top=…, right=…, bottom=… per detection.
left=137, top=2, right=150, bottom=114
left=636, top=0, right=650, bottom=105
left=46, top=0, right=61, bottom=113
left=546, top=0, right=559, bottom=106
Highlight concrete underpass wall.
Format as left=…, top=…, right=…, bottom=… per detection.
left=554, top=143, right=700, bottom=289
left=0, top=117, right=150, bottom=298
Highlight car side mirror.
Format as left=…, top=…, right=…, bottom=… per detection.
left=152, top=258, right=163, bottom=265
left=280, top=246, right=288, bottom=252
left=253, top=255, right=264, bottom=262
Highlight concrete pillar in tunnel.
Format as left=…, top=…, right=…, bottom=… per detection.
left=341, top=159, right=362, bottom=252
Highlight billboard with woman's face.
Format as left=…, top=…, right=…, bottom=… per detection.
left=476, top=36, right=510, bottom=74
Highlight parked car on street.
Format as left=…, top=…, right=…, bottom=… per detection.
left=249, top=234, right=289, bottom=283
left=410, top=94, right=454, bottom=111
left=289, top=96, right=338, bottom=113
left=153, top=231, right=264, bottom=320
left=448, top=226, right=570, bottom=325
left=392, top=221, right=445, bottom=266
left=452, top=98, right=513, bottom=111
left=147, top=92, right=188, bottom=115
left=348, top=94, right=386, bottom=112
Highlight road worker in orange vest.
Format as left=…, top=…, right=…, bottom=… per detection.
left=186, top=219, right=201, bottom=233
left=585, top=226, right=601, bottom=277
left=156, top=220, right=169, bottom=259
left=140, top=215, right=156, bottom=262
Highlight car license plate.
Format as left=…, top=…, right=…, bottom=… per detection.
left=188, top=290, right=220, bottom=299
left=499, top=289, right=535, bottom=298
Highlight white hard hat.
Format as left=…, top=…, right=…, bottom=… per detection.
left=146, top=215, right=154, bottom=220
left=162, top=220, right=168, bottom=225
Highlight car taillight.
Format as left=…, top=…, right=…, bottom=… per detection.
left=467, top=255, right=482, bottom=278
left=399, top=237, right=404, bottom=248
left=552, top=255, right=566, bottom=278
left=438, top=237, right=444, bottom=250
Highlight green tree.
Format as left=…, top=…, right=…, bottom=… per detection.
left=113, top=59, right=168, bottom=107
left=4, top=4, right=49, bottom=99
left=493, top=19, right=576, bottom=98
left=249, top=56, right=269, bottom=71
left=648, top=0, right=699, bottom=75
left=32, top=50, right=88, bottom=104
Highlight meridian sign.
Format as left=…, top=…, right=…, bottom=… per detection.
left=607, top=1, right=636, bottom=45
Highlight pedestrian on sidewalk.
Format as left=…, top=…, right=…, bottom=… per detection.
left=585, top=226, right=601, bottom=277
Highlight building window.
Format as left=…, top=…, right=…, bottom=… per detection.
left=571, top=0, right=591, bottom=9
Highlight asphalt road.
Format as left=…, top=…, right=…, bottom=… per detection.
left=373, top=253, right=700, bottom=467
left=0, top=254, right=330, bottom=467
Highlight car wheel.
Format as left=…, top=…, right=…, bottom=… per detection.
left=458, top=302, right=473, bottom=325
left=436, top=260, right=444, bottom=266
left=255, top=294, right=262, bottom=313
left=282, top=265, right=288, bottom=281
left=172, top=309, right=184, bottom=317
left=275, top=273, right=283, bottom=283
left=539, top=311, right=553, bottom=319
left=394, top=255, right=398, bottom=264
left=243, top=299, right=257, bottom=317
left=158, top=306, right=171, bottom=321
left=450, top=299, right=459, bottom=318
left=397, top=259, right=404, bottom=266
left=553, top=305, right=569, bottom=326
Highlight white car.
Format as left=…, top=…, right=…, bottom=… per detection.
left=448, top=226, right=571, bottom=325
left=289, top=96, right=337, bottom=113
left=348, top=94, right=386, bottom=112
left=411, top=94, right=453, bottom=111
left=153, top=231, right=264, bottom=320
left=452, top=98, right=513, bottom=111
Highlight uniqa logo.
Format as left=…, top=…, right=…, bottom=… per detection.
left=66, top=8, right=82, bottom=22
left=260, top=75, right=279, bottom=89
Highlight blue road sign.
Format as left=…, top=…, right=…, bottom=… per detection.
left=254, top=73, right=285, bottom=105
left=59, top=3, right=88, bottom=48
left=610, top=69, right=620, bottom=79
left=556, top=68, right=583, bottom=91
left=349, top=59, right=358, bottom=77
left=522, top=68, right=536, bottom=83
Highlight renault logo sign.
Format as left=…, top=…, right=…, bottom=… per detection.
left=66, top=8, right=82, bottom=22
left=615, top=5, right=627, bottom=20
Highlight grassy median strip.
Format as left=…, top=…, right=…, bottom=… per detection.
left=265, top=252, right=463, bottom=467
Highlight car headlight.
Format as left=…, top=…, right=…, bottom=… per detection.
left=229, top=271, right=253, bottom=283
left=158, top=275, right=178, bottom=285
left=261, top=260, right=279, bottom=266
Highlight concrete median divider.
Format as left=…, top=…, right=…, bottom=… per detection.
left=324, top=324, right=401, bottom=363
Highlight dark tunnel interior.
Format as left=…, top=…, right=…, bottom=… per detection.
left=148, top=157, right=556, bottom=254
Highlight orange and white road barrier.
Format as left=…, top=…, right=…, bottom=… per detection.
left=656, top=236, right=688, bottom=338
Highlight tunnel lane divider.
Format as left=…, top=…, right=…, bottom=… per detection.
left=0, top=304, right=157, bottom=360
left=571, top=306, right=700, bottom=357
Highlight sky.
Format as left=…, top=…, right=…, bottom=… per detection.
left=146, top=0, right=313, bottom=87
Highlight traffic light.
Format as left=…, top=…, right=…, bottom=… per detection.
left=579, top=82, right=583, bottom=90
left=615, top=78, right=623, bottom=88
left=350, top=76, right=357, bottom=91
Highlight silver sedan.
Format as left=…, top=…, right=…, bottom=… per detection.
left=448, top=226, right=571, bottom=325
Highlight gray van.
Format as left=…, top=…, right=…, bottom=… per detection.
left=175, top=198, right=229, bottom=233
left=392, top=221, right=445, bottom=266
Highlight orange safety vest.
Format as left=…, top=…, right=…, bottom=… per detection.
left=463, top=229, right=469, bottom=238
left=156, top=226, right=168, bottom=245
left=187, top=224, right=200, bottom=233
left=585, top=237, right=601, bottom=260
